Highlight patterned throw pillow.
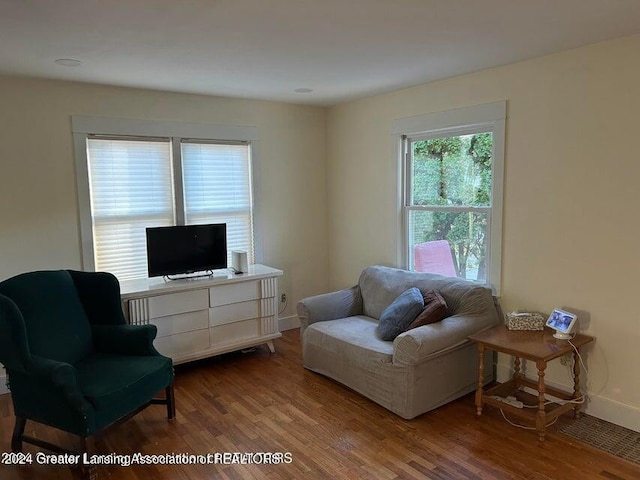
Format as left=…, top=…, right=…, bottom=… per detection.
left=376, top=287, right=424, bottom=341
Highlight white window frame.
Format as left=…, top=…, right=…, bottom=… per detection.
left=72, top=115, right=263, bottom=274
left=391, top=101, right=506, bottom=295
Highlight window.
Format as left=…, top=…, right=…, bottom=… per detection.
left=393, top=102, right=505, bottom=294
left=86, top=137, right=175, bottom=280
left=73, top=117, right=259, bottom=281
left=181, top=141, right=253, bottom=257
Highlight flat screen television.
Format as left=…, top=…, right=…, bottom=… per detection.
left=146, top=224, right=227, bottom=277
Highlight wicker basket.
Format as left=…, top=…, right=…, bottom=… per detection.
left=505, top=312, right=545, bottom=331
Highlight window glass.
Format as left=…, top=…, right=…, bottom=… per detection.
left=411, top=133, right=492, bottom=207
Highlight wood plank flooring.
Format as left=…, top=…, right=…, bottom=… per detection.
left=1, top=329, right=638, bottom=480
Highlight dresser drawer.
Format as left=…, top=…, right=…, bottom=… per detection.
left=148, top=289, right=209, bottom=318
left=209, top=300, right=259, bottom=327
left=154, top=329, right=209, bottom=357
left=210, top=318, right=259, bottom=346
left=153, top=310, right=209, bottom=338
left=209, top=281, right=259, bottom=307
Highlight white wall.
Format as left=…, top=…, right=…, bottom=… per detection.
left=326, top=34, right=640, bottom=430
left=0, top=76, right=328, bottom=322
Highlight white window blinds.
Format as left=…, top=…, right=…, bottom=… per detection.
left=86, top=138, right=174, bottom=280
left=84, top=136, right=255, bottom=280
left=181, top=141, right=254, bottom=265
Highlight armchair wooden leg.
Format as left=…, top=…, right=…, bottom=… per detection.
left=166, top=384, right=176, bottom=420
left=11, top=416, right=26, bottom=452
left=79, top=436, right=97, bottom=480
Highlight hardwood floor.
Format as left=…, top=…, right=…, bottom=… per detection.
left=1, top=329, right=638, bottom=480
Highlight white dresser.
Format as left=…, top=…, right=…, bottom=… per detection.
left=119, top=264, right=283, bottom=364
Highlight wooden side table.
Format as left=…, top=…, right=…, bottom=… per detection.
left=468, top=325, right=595, bottom=441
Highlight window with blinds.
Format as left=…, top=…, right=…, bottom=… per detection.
left=182, top=141, right=254, bottom=265
left=85, top=136, right=254, bottom=281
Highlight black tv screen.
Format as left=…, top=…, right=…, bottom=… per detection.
left=146, top=224, right=227, bottom=277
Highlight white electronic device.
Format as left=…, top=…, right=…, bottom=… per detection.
left=546, top=308, right=578, bottom=340
left=231, top=250, right=248, bottom=274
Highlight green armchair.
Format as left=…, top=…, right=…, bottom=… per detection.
left=0, top=269, right=175, bottom=458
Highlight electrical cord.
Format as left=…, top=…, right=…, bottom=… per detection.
left=278, top=296, right=288, bottom=315
left=568, top=337, right=589, bottom=375
left=499, top=409, right=559, bottom=430
left=520, top=395, right=585, bottom=408
left=566, top=337, right=608, bottom=405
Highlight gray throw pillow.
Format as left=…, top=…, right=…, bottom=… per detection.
left=376, top=287, right=424, bottom=341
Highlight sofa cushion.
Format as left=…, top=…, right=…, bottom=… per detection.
left=304, top=316, right=394, bottom=364
left=359, top=265, right=493, bottom=320
left=376, top=288, right=424, bottom=341
left=404, top=290, right=447, bottom=332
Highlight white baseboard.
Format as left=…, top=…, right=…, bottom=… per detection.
left=496, top=364, right=640, bottom=432
left=0, top=373, right=8, bottom=395
left=584, top=394, right=640, bottom=433
left=278, top=315, right=300, bottom=331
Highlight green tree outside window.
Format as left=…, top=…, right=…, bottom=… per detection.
left=411, top=133, right=492, bottom=280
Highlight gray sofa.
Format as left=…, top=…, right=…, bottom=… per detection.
left=297, top=265, right=500, bottom=419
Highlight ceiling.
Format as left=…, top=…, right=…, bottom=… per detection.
left=1, top=0, right=640, bottom=106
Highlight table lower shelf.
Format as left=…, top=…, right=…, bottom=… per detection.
left=482, top=379, right=579, bottom=425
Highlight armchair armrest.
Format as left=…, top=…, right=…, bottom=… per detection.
left=28, top=355, right=78, bottom=389
left=92, top=324, right=161, bottom=357
left=297, top=286, right=363, bottom=333
left=0, top=299, right=90, bottom=413
left=393, top=314, right=496, bottom=365
left=26, top=355, right=93, bottom=415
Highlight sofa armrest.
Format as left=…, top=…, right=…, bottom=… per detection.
left=393, top=314, right=497, bottom=365
left=297, top=286, right=363, bottom=333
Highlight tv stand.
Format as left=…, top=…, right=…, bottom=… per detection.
left=120, top=264, right=283, bottom=364
left=163, top=270, right=215, bottom=281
